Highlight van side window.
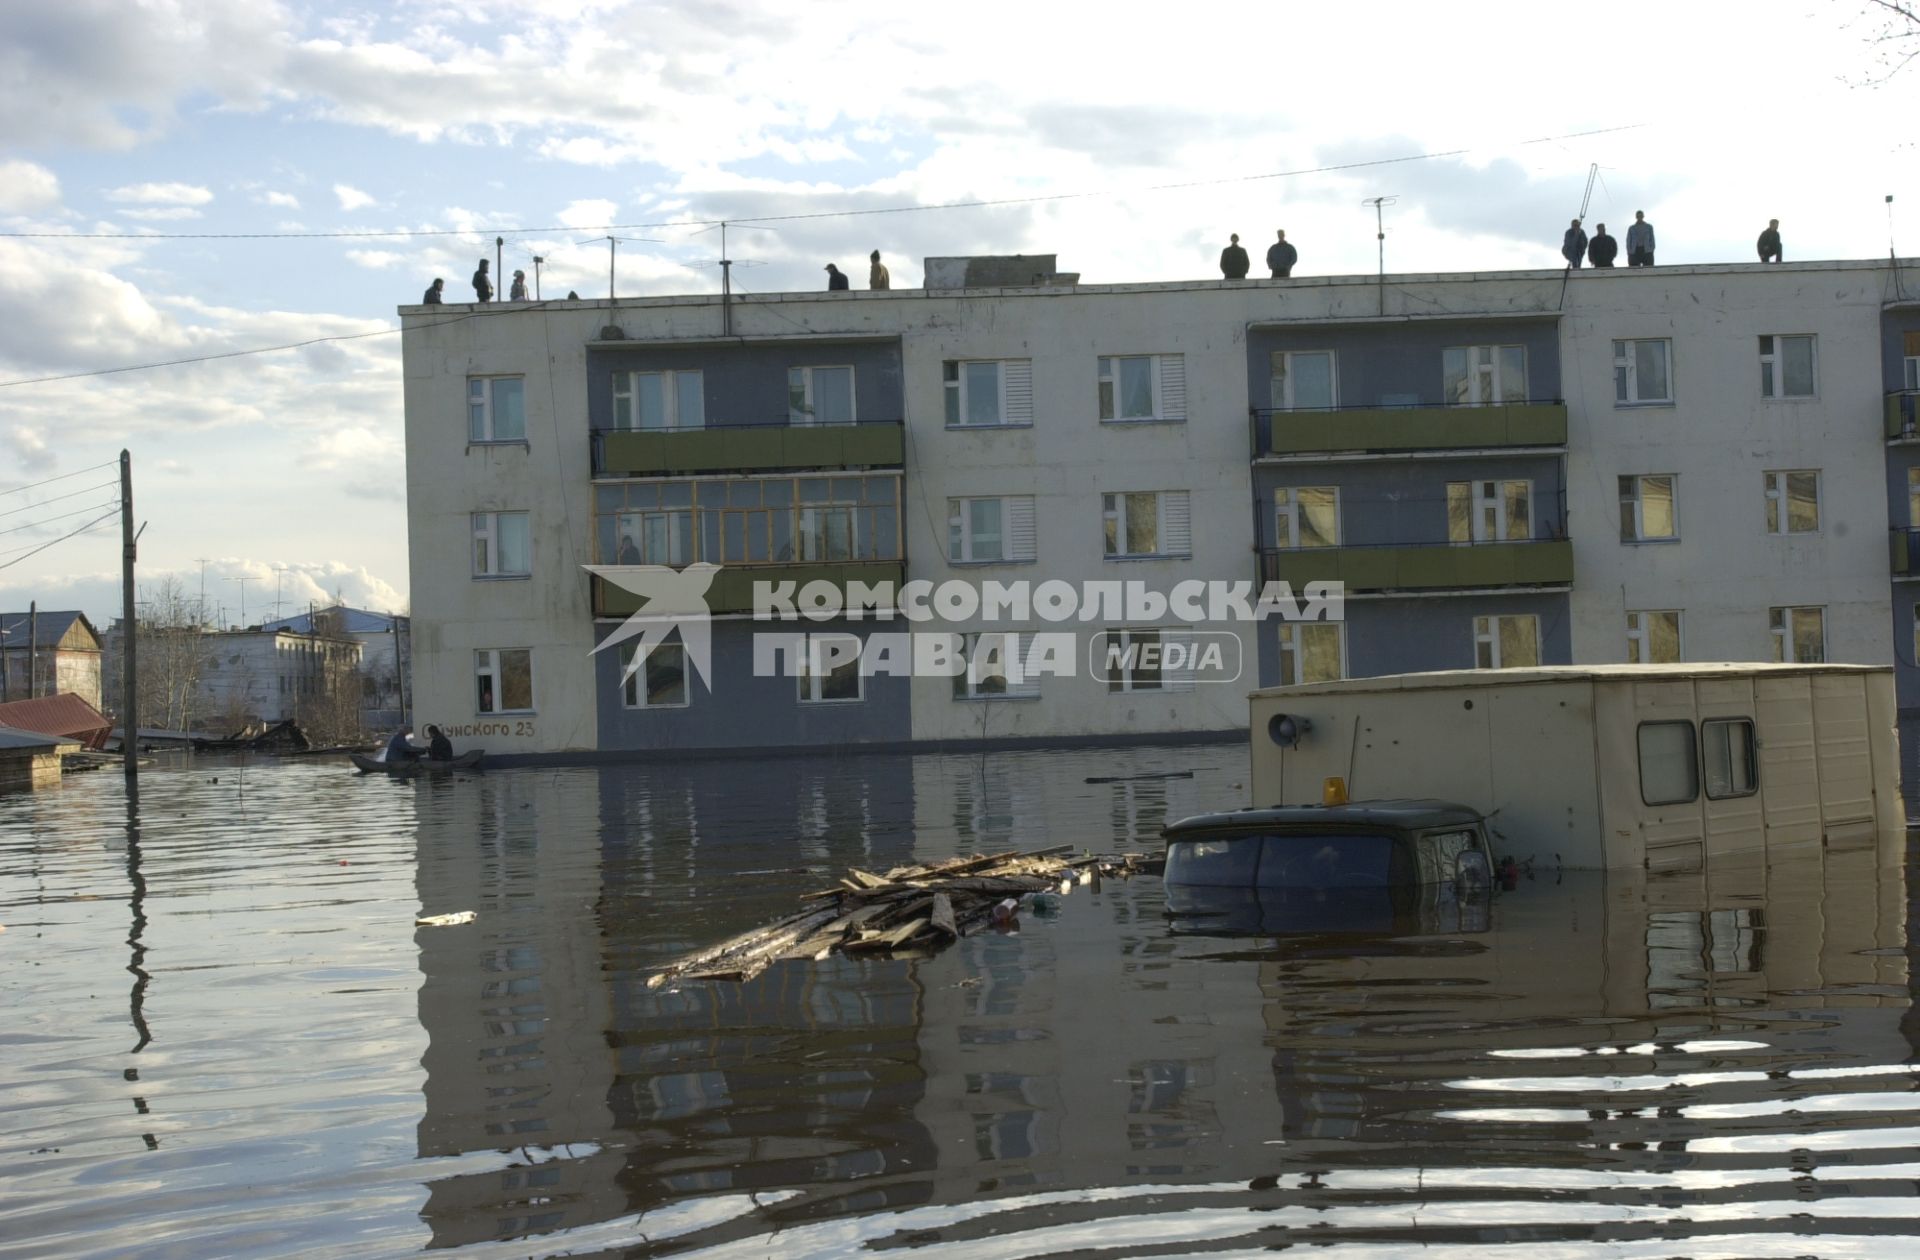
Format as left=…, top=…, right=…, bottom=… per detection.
left=1703, top=718, right=1759, bottom=799
left=1637, top=721, right=1699, bottom=805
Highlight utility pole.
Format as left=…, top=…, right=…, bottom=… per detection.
left=120, top=450, right=138, bottom=783
left=27, top=602, right=37, bottom=700
left=230, top=576, right=249, bottom=628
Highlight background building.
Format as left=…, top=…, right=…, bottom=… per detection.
left=0, top=610, right=103, bottom=710
left=261, top=605, right=412, bottom=732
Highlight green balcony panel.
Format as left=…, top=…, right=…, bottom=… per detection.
left=1894, top=532, right=1916, bottom=575
left=601, top=424, right=904, bottom=475
left=1886, top=393, right=1920, bottom=441
left=1263, top=540, right=1573, bottom=592
left=1262, top=403, right=1567, bottom=455
left=595, top=562, right=907, bottom=617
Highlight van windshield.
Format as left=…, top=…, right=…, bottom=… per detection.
left=1166, top=833, right=1398, bottom=889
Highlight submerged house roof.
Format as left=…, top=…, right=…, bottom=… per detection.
left=0, top=693, right=113, bottom=750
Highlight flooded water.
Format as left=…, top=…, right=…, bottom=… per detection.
left=1, top=746, right=1915, bottom=1258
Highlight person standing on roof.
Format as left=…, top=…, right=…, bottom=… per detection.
left=1587, top=223, right=1618, bottom=268
left=1220, top=234, right=1250, bottom=279
left=421, top=278, right=444, bottom=304
left=1757, top=219, right=1783, bottom=263
left=1561, top=218, right=1587, bottom=269
left=869, top=250, right=891, bottom=290
left=1626, top=211, right=1655, bottom=267
left=509, top=270, right=529, bottom=301
left=471, top=259, right=494, bottom=302
left=825, top=263, right=850, bottom=290
left=1266, top=230, right=1297, bottom=278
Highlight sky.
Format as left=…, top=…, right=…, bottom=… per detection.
left=1, top=0, right=1916, bottom=629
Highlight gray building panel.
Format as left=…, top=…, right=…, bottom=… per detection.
left=1246, top=318, right=1563, bottom=411
left=1254, top=592, right=1573, bottom=686
left=593, top=618, right=912, bottom=752
left=1251, top=456, right=1567, bottom=549
left=586, top=340, right=905, bottom=432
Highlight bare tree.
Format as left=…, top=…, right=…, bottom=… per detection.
left=1856, top=1, right=1920, bottom=82
left=131, top=576, right=215, bottom=732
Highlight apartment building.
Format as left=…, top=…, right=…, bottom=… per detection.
left=399, top=257, right=1913, bottom=762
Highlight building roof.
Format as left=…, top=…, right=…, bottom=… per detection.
left=0, top=724, right=77, bottom=752
left=1251, top=662, right=1891, bottom=699
left=259, top=605, right=403, bottom=635
left=0, top=610, right=100, bottom=650
left=1164, top=800, right=1485, bottom=838
left=0, top=693, right=113, bottom=749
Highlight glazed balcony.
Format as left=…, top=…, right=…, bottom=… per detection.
left=1885, top=392, right=1920, bottom=441
left=1259, top=537, right=1573, bottom=593
left=594, top=419, right=904, bottom=477
left=1892, top=528, right=1920, bottom=575
left=1251, top=401, right=1567, bottom=460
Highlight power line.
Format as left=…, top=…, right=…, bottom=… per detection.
left=0, top=124, right=1647, bottom=243
left=0, top=461, right=119, bottom=498
left=0, top=508, right=120, bottom=571
left=0, top=478, right=120, bottom=519
left=0, top=498, right=122, bottom=538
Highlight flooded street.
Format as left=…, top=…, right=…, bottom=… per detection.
left=2, top=746, right=1916, bottom=1258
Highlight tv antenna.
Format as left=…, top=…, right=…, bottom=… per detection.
left=582, top=235, right=662, bottom=312
left=1559, top=162, right=1600, bottom=309
left=1362, top=196, right=1398, bottom=314
left=689, top=220, right=779, bottom=336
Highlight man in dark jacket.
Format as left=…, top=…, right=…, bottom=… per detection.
left=1561, top=219, right=1587, bottom=269
left=472, top=259, right=494, bottom=302
left=1757, top=219, right=1782, bottom=263
left=1626, top=211, right=1655, bottom=266
left=1587, top=224, right=1618, bottom=268
left=421, top=278, right=444, bottom=304
left=426, top=724, right=453, bottom=761
left=1219, top=234, right=1250, bottom=280
left=1266, top=229, right=1298, bottom=278
left=825, top=263, right=850, bottom=290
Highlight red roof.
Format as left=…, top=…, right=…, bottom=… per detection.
left=0, top=693, right=112, bottom=750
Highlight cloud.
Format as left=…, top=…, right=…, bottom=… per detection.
left=2, top=424, right=56, bottom=474
left=257, top=190, right=300, bottom=208
left=346, top=248, right=406, bottom=268
left=557, top=197, right=617, bottom=228
left=334, top=183, right=376, bottom=211
left=119, top=206, right=205, bottom=221
left=106, top=181, right=214, bottom=205
left=0, top=160, right=60, bottom=213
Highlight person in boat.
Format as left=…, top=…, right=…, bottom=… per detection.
left=383, top=725, right=421, bottom=763
left=425, top=724, right=453, bottom=762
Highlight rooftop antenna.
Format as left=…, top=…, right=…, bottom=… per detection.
left=689, top=220, right=778, bottom=336
left=271, top=565, right=289, bottom=622
left=1362, top=196, right=1397, bottom=315
left=1558, top=162, right=1601, bottom=310
left=583, top=235, right=661, bottom=335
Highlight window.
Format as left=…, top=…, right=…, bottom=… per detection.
left=1914, top=603, right=1920, bottom=668
left=948, top=496, right=1037, bottom=563
left=1473, top=615, right=1540, bottom=668
left=476, top=648, right=533, bottom=714
left=612, top=509, right=692, bottom=566
left=1759, top=335, right=1816, bottom=399
left=798, top=633, right=863, bottom=703
left=1103, top=627, right=1196, bottom=693
left=1763, top=470, right=1820, bottom=535
left=788, top=365, right=856, bottom=425
left=1637, top=721, right=1699, bottom=805
left=1613, top=338, right=1673, bottom=405
left=1098, top=354, right=1186, bottom=423
left=1626, top=610, right=1682, bottom=664
left=472, top=511, right=531, bottom=577
left=1278, top=623, right=1343, bottom=685
left=1443, top=345, right=1527, bottom=405
left=1274, top=487, right=1339, bottom=549
left=613, top=370, right=704, bottom=431
left=468, top=376, right=525, bottom=442
left=953, top=632, right=1041, bottom=699
left=944, top=359, right=1033, bottom=427
left=1102, top=490, right=1191, bottom=558
left=1618, top=475, right=1678, bottom=542
left=620, top=641, right=688, bottom=709
left=1703, top=719, right=1758, bottom=799
left=1770, top=606, right=1825, bottom=663
left=1904, top=331, right=1920, bottom=389
left=1268, top=350, right=1336, bottom=410
left=1910, top=468, right=1920, bottom=525
left=1447, top=480, right=1532, bottom=543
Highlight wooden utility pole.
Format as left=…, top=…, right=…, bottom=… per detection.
left=120, top=450, right=137, bottom=783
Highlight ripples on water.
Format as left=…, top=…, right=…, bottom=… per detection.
left=0, top=747, right=1914, bottom=1258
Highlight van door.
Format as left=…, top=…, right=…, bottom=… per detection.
left=1633, top=679, right=1704, bottom=873
left=1694, top=677, right=1764, bottom=901
left=1810, top=672, right=1877, bottom=850
left=1755, top=674, right=1821, bottom=856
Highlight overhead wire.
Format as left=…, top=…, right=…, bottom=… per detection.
left=0, top=508, right=121, bottom=571
left=0, top=499, right=123, bottom=538
left=0, top=478, right=120, bottom=518
left=0, top=461, right=118, bottom=497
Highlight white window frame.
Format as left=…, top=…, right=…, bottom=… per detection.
left=953, top=632, right=1042, bottom=700
left=1763, top=470, right=1821, bottom=536
left=1473, top=615, right=1541, bottom=669
left=1277, top=622, right=1345, bottom=686
left=1626, top=610, right=1683, bottom=664
left=1905, top=356, right=1920, bottom=391
left=1102, top=490, right=1191, bottom=559
left=1443, top=345, right=1528, bottom=405
left=612, top=369, right=705, bottom=431
left=468, top=375, right=526, bottom=443
left=613, top=510, right=692, bottom=566
left=475, top=648, right=534, bottom=714
left=1447, top=479, right=1533, bottom=544
left=1102, top=626, right=1197, bottom=694
left=620, top=641, right=690, bottom=709
left=1097, top=354, right=1185, bottom=423
left=788, top=365, right=857, bottom=426
left=944, top=360, right=1009, bottom=428
left=948, top=496, right=1036, bottom=564
left=1770, top=606, right=1825, bottom=663
left=1274, top=486, right=1340, bottom=549
left=1268, top=350, right=1338, bottom=411
left=1618, top=474, right=1679, bottom=543
left=472, top=510, right=531, bottom=578
left=1759, top=334, right=1817, bottom=400
left=797, top=633, right=864, bottom=703
left=1613, top=338, right=1674, bottom=406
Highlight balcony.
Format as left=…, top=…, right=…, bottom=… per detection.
left=1251, top=401, right=1567, bottom=459
left=1259, top=538, right=1574, bottom=592
left=593, top=562, right=906, bottom=617
left=595, top=419, right=904, bottom=477
left=1892, top=529, right=1920, bottom=575
left=1886, top=392, right=1920, bottom=441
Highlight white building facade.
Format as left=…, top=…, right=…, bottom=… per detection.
left=398, top=259, right=1912, bottom=764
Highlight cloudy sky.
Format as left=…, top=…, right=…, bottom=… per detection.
left=0, top=0, right=1914, bottom=627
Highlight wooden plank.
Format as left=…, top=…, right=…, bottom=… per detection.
left=847, top=869, right=894, bottom=889
left=930, top=892, right=957, bottom=938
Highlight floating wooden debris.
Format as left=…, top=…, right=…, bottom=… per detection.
left=646, top=847, right=1155, bottom=988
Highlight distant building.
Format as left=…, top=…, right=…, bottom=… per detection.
left=260, top=606, right=411, bottom=730
left=195, top=627, right=363, bottom=731
left=0, top=610, right=103, bottom=710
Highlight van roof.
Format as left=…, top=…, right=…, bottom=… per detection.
left=1250, top=661, right=1889, bottom=699
left=1164, top=799, right=1484, bottom=838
